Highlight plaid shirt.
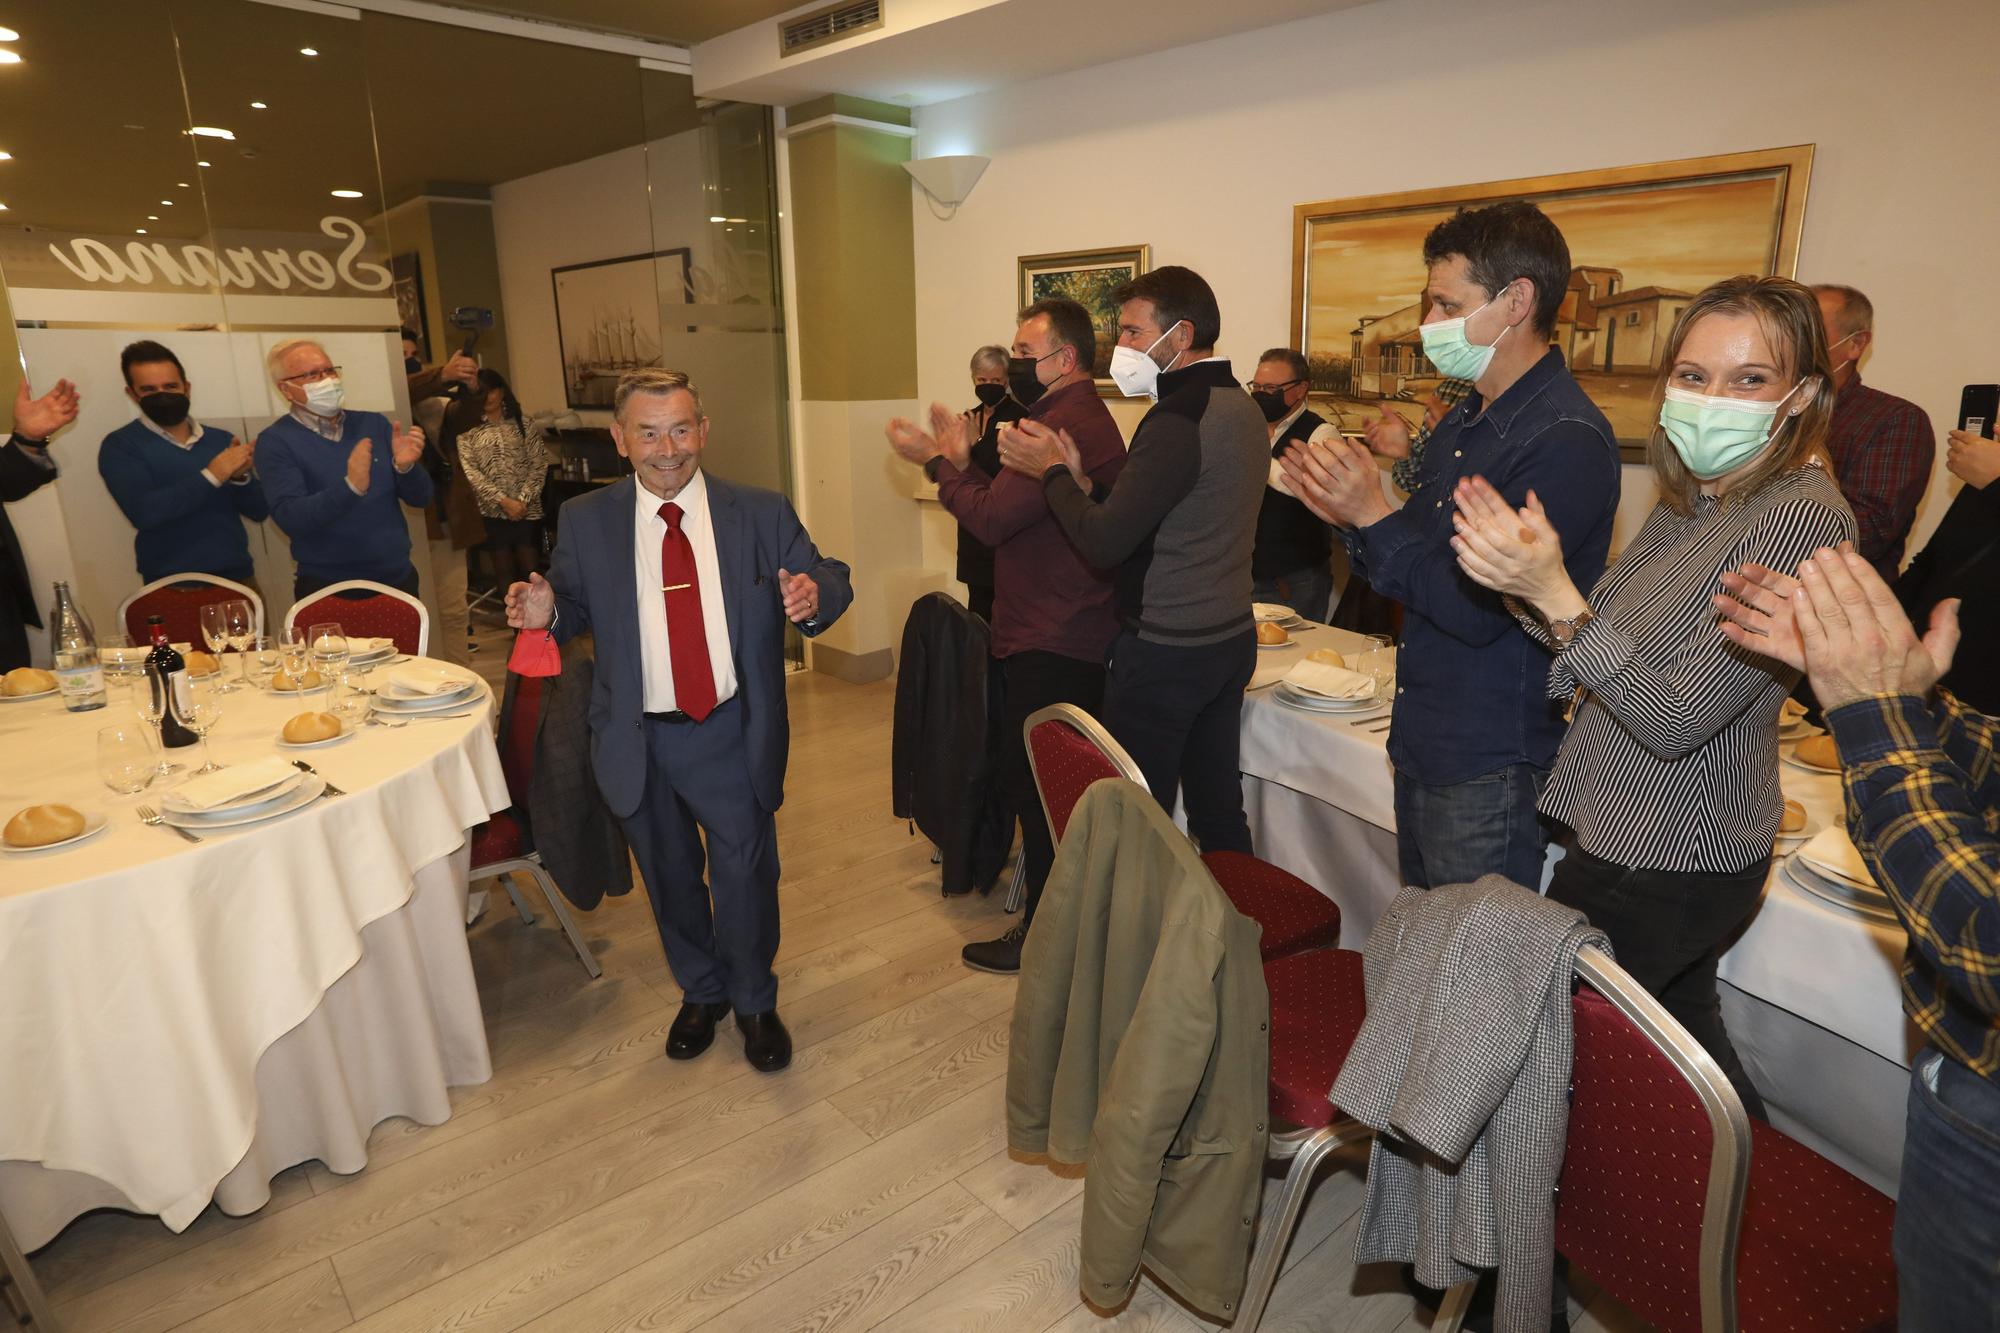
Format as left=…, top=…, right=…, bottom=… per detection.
left=1827, top=690, right=2000, bottom=1080
left=1392, top=378, right=1475, bottom=492
left=1824, top=374, right=1934, bottom=578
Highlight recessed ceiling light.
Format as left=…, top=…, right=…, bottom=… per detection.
left=0, top=151, right=10, bottom=161
left=147, top=214, right=159, bottom=220
left=136, top=228, right=147, bottom=235
left=708, top=215, right=725, bottom=222
left=188, top=126, right=235, bottom=140
left=197, top=160, right=211, bottom=167
left=250, top=101, right=267, bottom=110
left=300, top=47, right=318, bottom=56
left=330, top=189, right=364, bottom=198
left=0, top=202, right=10, bottom=212
left=0, top=51, right=22, bottom=65
left=161, top=199, right=174, bottom=205
left=0, top=28, right=18, bottom=41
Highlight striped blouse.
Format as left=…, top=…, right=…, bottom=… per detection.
left=1535, top=463, right=1856, bottom=874
left=456, top=418, right=549, bottom=521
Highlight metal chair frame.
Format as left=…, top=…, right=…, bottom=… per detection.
left=0, top=1209, right=56, bottom=1330
left=117, top=572, right=264, bottom=642
left=475, top=852, right=603, bottom=980
left=1005, top=703, right=1150, bottom=913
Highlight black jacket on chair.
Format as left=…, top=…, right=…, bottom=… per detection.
left=503, top=636, right=634, bottom=910
left=892, top=592, right=1011, bottom=895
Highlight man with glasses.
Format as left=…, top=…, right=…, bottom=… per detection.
left=1246, top=348, right=1338, bottom=621
left=98, top=339, right=268, bottom=593
left=256, top=339, right=433, bottom=600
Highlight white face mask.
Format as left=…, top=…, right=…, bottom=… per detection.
left=302, top=376, right=345, bottom=418
left=1108, top=321, right=1184, bottom=400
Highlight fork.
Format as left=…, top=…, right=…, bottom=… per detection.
left=290, top=759, right=347, bottom=797
left=137, top=805, right=202, bottom=843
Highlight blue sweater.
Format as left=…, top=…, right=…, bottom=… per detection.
left=256, top=410, right=434, bottom=584
left=98, top=420, right=268, bottom=583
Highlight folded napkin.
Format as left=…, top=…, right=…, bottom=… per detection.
left=347, top=637, right=395, bottom=655
left=1282, top=658, right=1377, bottom=700
left=1799, top=824, right=1873, bottom=887
left=388, top=662, right=476, bottom=696
left=170, top=756, right=299, bottom=811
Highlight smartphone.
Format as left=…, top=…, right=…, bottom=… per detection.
left=1960, top=383, right=1999, bottom=439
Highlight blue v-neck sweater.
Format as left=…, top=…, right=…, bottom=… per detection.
left=98, top=420, right=268, bottom=582
left=256, top=410, right=433, bottom=584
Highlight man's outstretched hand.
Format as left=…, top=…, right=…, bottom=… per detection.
left=507, top=572, right=554, bottom=630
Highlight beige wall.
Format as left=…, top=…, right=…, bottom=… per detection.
left=909, top=0, right=2000, bottom=566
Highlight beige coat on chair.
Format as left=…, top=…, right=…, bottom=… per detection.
left=1007, top=779, right=1270, bottom=1320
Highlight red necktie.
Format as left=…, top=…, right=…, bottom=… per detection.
left=659, top=501, right=717, bottom=721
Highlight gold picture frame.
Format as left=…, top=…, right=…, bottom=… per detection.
left=1291, top=146, right=1814, bottom=459
left=1017, top=244, right=1151, bottom=392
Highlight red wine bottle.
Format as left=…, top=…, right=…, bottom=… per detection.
left=145, top=615, right=199, bottom=748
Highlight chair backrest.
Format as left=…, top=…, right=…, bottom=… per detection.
left=497, top=672, right=543, bottom=809
left=284, top=580, right=429, bottom=657
left=1023, top=703, right=1149, bottom=846
left=118, top=574, right=263, bottom=648
left=1558, top=945, right=1751, bottom=1333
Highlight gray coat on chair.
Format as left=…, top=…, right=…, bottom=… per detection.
left=512, top=638, right=632, bottom=909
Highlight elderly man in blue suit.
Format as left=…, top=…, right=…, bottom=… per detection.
left=506, top=369, right=851, bottom=1073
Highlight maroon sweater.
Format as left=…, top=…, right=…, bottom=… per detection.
left=930, top=378, right=1127, bottom=662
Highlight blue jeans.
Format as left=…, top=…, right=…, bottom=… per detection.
left=1896, top=1048, right=2000, bottom=1332
left=1252, top=565, right=1334, bottom=624
left=1392, top=763, right=1549, bottom=891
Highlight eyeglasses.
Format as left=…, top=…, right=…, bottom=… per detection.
left=280, top=365, right=342, bottom=384
left=1246, top=377, right=1302, bottom=393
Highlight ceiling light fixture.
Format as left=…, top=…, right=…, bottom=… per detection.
left=330, top=189, right=363, bottom=199
left=0, top=150, right=10, bottom=160
left=0, top=202, right=9, bottom=212
left=161, top=199, right=174, bottom=205
left=197, top=160, right=211, bottom=167
left=188, top=126, right=235, bottom=140
left=708, top=215, right=725, bottom=222
left=0, top=51, right=22, bottom=66
left=147, top=214, right=159, bottom=220
left=176, top=181, right=190, bottom=188
left=250, top=101, right=267, bottom=110
left=300, top=46, right=318, bottom=56
left=136, top=228, right=147, bottom=235
left=0, top=27, right=17, bottom=41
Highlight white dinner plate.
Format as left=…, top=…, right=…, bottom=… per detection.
left=1255, top=639, right=1298, bottom=652
left=1781, top=750, right=1841, bottom=776
left=276, top=727, right=357, bottom=750
left=1781, top=857, right=1898, bottom=925
left=163, top=774, right=326, bottom=828
left=380, top=677, right=477, bottom=703
left=0, top=686, right=59, bottom=703
left=161, top=771, right=304, bottom=816
left=1253, top=603, right=1296, bottom=623
left=1797, top=848, right=1877, bottom=893
left=369, top=687, right=483, bottom=715
left=0, top=811, right=109, bottom=853
left=1274, top=681, right=1382, bottom=710
left=267, top=677, right=330, bottom=695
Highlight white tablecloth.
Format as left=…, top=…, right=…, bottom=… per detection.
left=0, top=663, right=509, bottom=1247
left=1237, top=624, right=1911, bottom=1194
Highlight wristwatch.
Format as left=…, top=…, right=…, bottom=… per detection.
left=1547, top=607, right=1596, bottom=648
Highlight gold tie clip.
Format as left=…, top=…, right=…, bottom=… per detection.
left=663, top=583, right=692, bottom=591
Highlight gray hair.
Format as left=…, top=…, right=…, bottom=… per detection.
left=614, top=368, right=703, bottom=421
left=266, top=338, right=327, bottom=384
left=1811, top=284, right=1875, bottom=337
left=969, top=344, right=1007, bottom=375
left=1258, top=348, right=1310, bottom=381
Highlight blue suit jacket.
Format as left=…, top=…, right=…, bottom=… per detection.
left=546, top=472, right=852, bottom=819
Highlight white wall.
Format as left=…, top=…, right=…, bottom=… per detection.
left=909, top=0, right=1999, bottom=562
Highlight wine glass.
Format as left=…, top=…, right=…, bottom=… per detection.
left=199, top=602, right=236, bottom=693
left=250, top=634, right=280, bottom=684
left=135, top=664, right=184, bottom=778
left=224, top=600, right=256, bottom=690
left=99, top=633, right=140, bottom=705
left=309, top=622, right=348, bottom=712
left=1357, top=640, right=1397, bottom=703
left=280, top=625, right=310, bottom=689
left=182, top=675, right=225, bottom=775
left=98, top=724, right=156, bottom=794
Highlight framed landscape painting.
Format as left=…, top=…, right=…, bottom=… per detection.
left=1017, top=244, right=1150, bottom=391
left=1291, top=146, right=1813, bottom=459
left=552, top=248, right=693, bottom=409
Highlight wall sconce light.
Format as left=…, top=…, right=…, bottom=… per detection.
left=901, top=154, right=989, bottom=220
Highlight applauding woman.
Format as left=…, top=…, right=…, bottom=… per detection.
left=1448, top=275, right=1856, bottom=1114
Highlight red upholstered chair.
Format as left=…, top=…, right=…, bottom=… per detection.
left=470, top=672, right=600, bottom=979
left=1234, top=945, right=1373, bottom=1331
left=1021, top=703, right=1344, bottom=960
left=119, top=573, right=262, bottom=647
left=1430, top=944, right=1895, bottom=1333
left=284, top=580, right=428, bottom=657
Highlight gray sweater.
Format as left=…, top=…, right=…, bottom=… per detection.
left=1042, top=359, right=1265, bottom=647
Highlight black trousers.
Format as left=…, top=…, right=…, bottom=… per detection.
left=998, top=650, right=1106, bottom=922
left=1547, top=844, right=1770, bottom=1118
left=965, top=583, right=995, bottom=625
left=294, top=565, right=421, bottom=602
left=1100, top=628, right=1255, bottom=855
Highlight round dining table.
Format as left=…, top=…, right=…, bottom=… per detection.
left=0, top=659, right=509, bottom=1251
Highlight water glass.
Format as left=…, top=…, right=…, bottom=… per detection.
left=183, top=676, right=225, bottom=775
left=250, top=634, right=281, bottom=683
left=281, top=625, right=310, bottom=681
left=1357, top=645, right=1397, bottom=702
left=99, top=633, right=142, bottom=703
left=97, top=724, right=156, bottom=794
left=309, top=622, right=348, bottom=711
left=224, top=600, right=256, bottom=689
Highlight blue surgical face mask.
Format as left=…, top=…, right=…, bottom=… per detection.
left=1657, top=378, right=1811, bottom=480
left=1419, top=283, right=1513, bottom=382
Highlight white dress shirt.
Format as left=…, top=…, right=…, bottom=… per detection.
left=633, top=468, right=737, bottom=713
left=140, top=414, right=230, bottom=487
left=1263, top=402, right=1338, bottom=499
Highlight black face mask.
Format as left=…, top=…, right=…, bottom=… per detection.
left=1006, top=356, right=1046, bottom=407
left=1251, top=389, right=1292, bottom=423
left=138, top=391, right=192, bottom=428
left=973, top=382, right=1007, bottom=408
left=404, top=356, right=423, bottom=375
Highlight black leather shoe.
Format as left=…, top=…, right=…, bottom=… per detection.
left=736, top=1010, right=792, bottom=1072
left=666, top=1000, right=731, bottom=1060
left=961, top=921, right=1028, bottom=974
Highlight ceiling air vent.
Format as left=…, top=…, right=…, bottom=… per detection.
left=779, top=0, right=883, bottom=57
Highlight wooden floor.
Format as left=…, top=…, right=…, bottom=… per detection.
left=30, top=662, right=1651, bottom=1332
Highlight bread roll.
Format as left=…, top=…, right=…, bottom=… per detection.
left=5, top=803, right=85, bottom=848
left=184, top=650, right=220, bottom=677
left=272, top=668, right=325, bottom=692
left=1780, top=799, right=1807, bottom=834
left=1795, top=734, right=1840, bottom=770
left=1305, top=648, right=1347, bottom=669
left=2, top=666, right=57, bottom=696
left=282, top=711, right=342, bottom=744
left=1256, top=621, right=1290, bottom=646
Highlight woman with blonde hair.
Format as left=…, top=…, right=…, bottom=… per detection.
left=1448, top=274, right=1857, bottom=1113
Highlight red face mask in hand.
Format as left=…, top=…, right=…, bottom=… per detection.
left=507, top=629, right=561, bottom=677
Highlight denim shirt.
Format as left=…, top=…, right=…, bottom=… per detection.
left=1347, top=349, right=1620, bottom=786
